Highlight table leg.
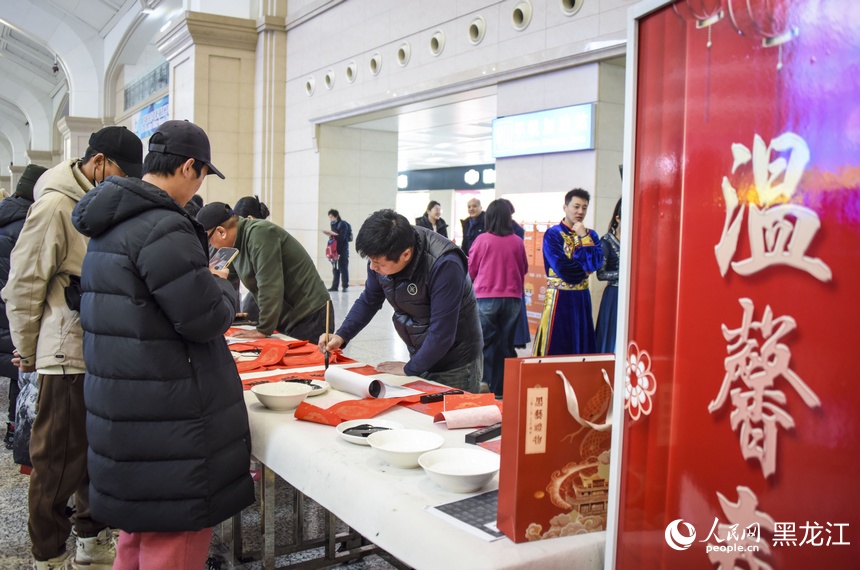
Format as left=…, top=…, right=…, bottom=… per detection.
left=295, top=488, right=305, bottom=546
left=260, top=464, right=276, bottom=570
left=325, top=509, right=336, bottom=559
left=220, top=512, right=243, bottom=562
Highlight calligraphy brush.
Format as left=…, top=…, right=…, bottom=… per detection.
left=324, top=300, right=331, bottom=369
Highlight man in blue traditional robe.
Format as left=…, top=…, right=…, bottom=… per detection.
left=533, top=188, right=603, bottom=356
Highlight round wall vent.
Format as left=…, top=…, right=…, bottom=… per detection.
left=397, top=42, right=411, bottom=66
left=345, top=61, right=357, bottom=83
left=305, top=77, right=315, bottom=96
left=560, top=0, right=584, bottom=17
left=429, top=30, right=445, bottom=56
left=369, top=52, right=382, bottom=76
left=468, top=16, right=486, bottom=45
left=324, top=69, right=335, bottom=90
left=512, top=1, right=533, bottom=31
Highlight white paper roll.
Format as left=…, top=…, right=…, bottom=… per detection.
left=325, top=367, right=386, bottom=398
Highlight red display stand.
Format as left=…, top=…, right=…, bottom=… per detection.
left=609, top=1, right=860, bottom=568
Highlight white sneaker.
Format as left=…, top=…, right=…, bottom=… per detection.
left=33, top=551, right=71, bottom=570
left=73, top=528, right=116, bottom=569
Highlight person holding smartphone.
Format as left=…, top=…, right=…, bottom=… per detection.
left=198, top=202, right=332, bottom=341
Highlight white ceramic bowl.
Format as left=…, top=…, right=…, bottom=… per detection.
left=418, top=447, right=501, bottom=493
left=336, top=419, right=405, bottom=446
left=366, top=429, right=445, bottom=468
left=251, top=382, right=313, bottom=411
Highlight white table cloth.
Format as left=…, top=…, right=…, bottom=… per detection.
left=242, top=365, right=606, bottom=570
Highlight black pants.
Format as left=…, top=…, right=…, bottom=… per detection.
left=7, top=372, right=20, bottom=422
left=287, top=304, right=335, bottom=342
left=1, top=357, right=20, bottom=423
left=331, top=257, right=349, bottom=290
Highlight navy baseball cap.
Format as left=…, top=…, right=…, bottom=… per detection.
left=148, top=120, right=225, bottom=179
left=88, top=126, right=144, bottom=178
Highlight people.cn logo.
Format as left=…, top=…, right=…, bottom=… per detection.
left=665, top=519, right=697, bottom=550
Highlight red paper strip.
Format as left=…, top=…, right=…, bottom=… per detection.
left=229, top=338, right=305, bottom=352
left=279, top=349, right=356, bottom=369
left=399, top=384, right=502, bottom=417
left=241, top=370, right=322, bottom=390
left=241, top=366, right=380, bottom=391
left=235, top=344, right=290, bottom=372
left=478, top=439, right=502, bottom=455
left=294, top=394, right=422, bottom=426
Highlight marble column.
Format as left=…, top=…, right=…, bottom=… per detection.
left=252, top=11, right=286, bottom=225
left=7, top=165, right=24, bottom=196
left=157, top=11, right=258, bottom=207
left=56, top=117, right=105, bottom=161
left=26, top=150, right=55, bottom=169
left=314, top=125, right=398, bottom=272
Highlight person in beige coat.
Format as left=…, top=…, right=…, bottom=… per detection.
left=2, top=126, right=142, bottom=570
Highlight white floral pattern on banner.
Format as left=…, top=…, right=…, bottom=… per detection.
left=625, top=342, right=657, bottom=420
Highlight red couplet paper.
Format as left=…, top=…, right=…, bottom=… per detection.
left=400, top=383, right=502, bottom=417
left=229, top=337, right=356, bottom=372
left=294, top=395, right=421, bottom=426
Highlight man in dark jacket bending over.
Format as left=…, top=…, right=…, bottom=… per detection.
left=71, top=120, right=254, bottom=567
left=319, top=209, right=483, bottom=392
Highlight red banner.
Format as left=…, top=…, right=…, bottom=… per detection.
left=616, top=2, right=860, bottom=568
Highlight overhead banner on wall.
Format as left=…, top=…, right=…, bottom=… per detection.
left=132, top=95, right=169, bottom=140
left=611, top=1, right=860, bottom=569
left=492, top=103, right=595, bottom=158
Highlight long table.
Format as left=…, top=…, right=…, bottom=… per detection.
left=241, top=364, right=606, bottom=570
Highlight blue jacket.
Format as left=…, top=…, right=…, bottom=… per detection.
left=0, top=195, right=32, bottom=377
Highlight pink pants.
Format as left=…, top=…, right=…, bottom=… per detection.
left=114, top=527, right=213, bottom=570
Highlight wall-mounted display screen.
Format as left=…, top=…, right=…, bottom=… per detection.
left=492, top=103, right=595, bottom=158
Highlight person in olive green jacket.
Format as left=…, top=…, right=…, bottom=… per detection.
left=198, top=202, right=331, bottom=341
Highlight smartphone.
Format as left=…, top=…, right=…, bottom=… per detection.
left=209, top=247, right=239, bottom=270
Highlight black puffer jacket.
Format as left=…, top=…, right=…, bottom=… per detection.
left=414, top=214, right=448, bottom=238
left=0, top=195, right=33, bottom=377
left=71, top=176, right=254, bottom=533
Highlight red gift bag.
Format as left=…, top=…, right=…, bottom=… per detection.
left=497, top=355, right=613, bottom=543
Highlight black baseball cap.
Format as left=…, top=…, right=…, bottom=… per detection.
left=197, top=202, right=234, bottom=231
left=148, top=120, right=225, bottom=179
left=88, top=126, right=144, bottom=178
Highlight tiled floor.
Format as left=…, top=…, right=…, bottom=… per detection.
left=0, top=286, right=419, bottom=569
